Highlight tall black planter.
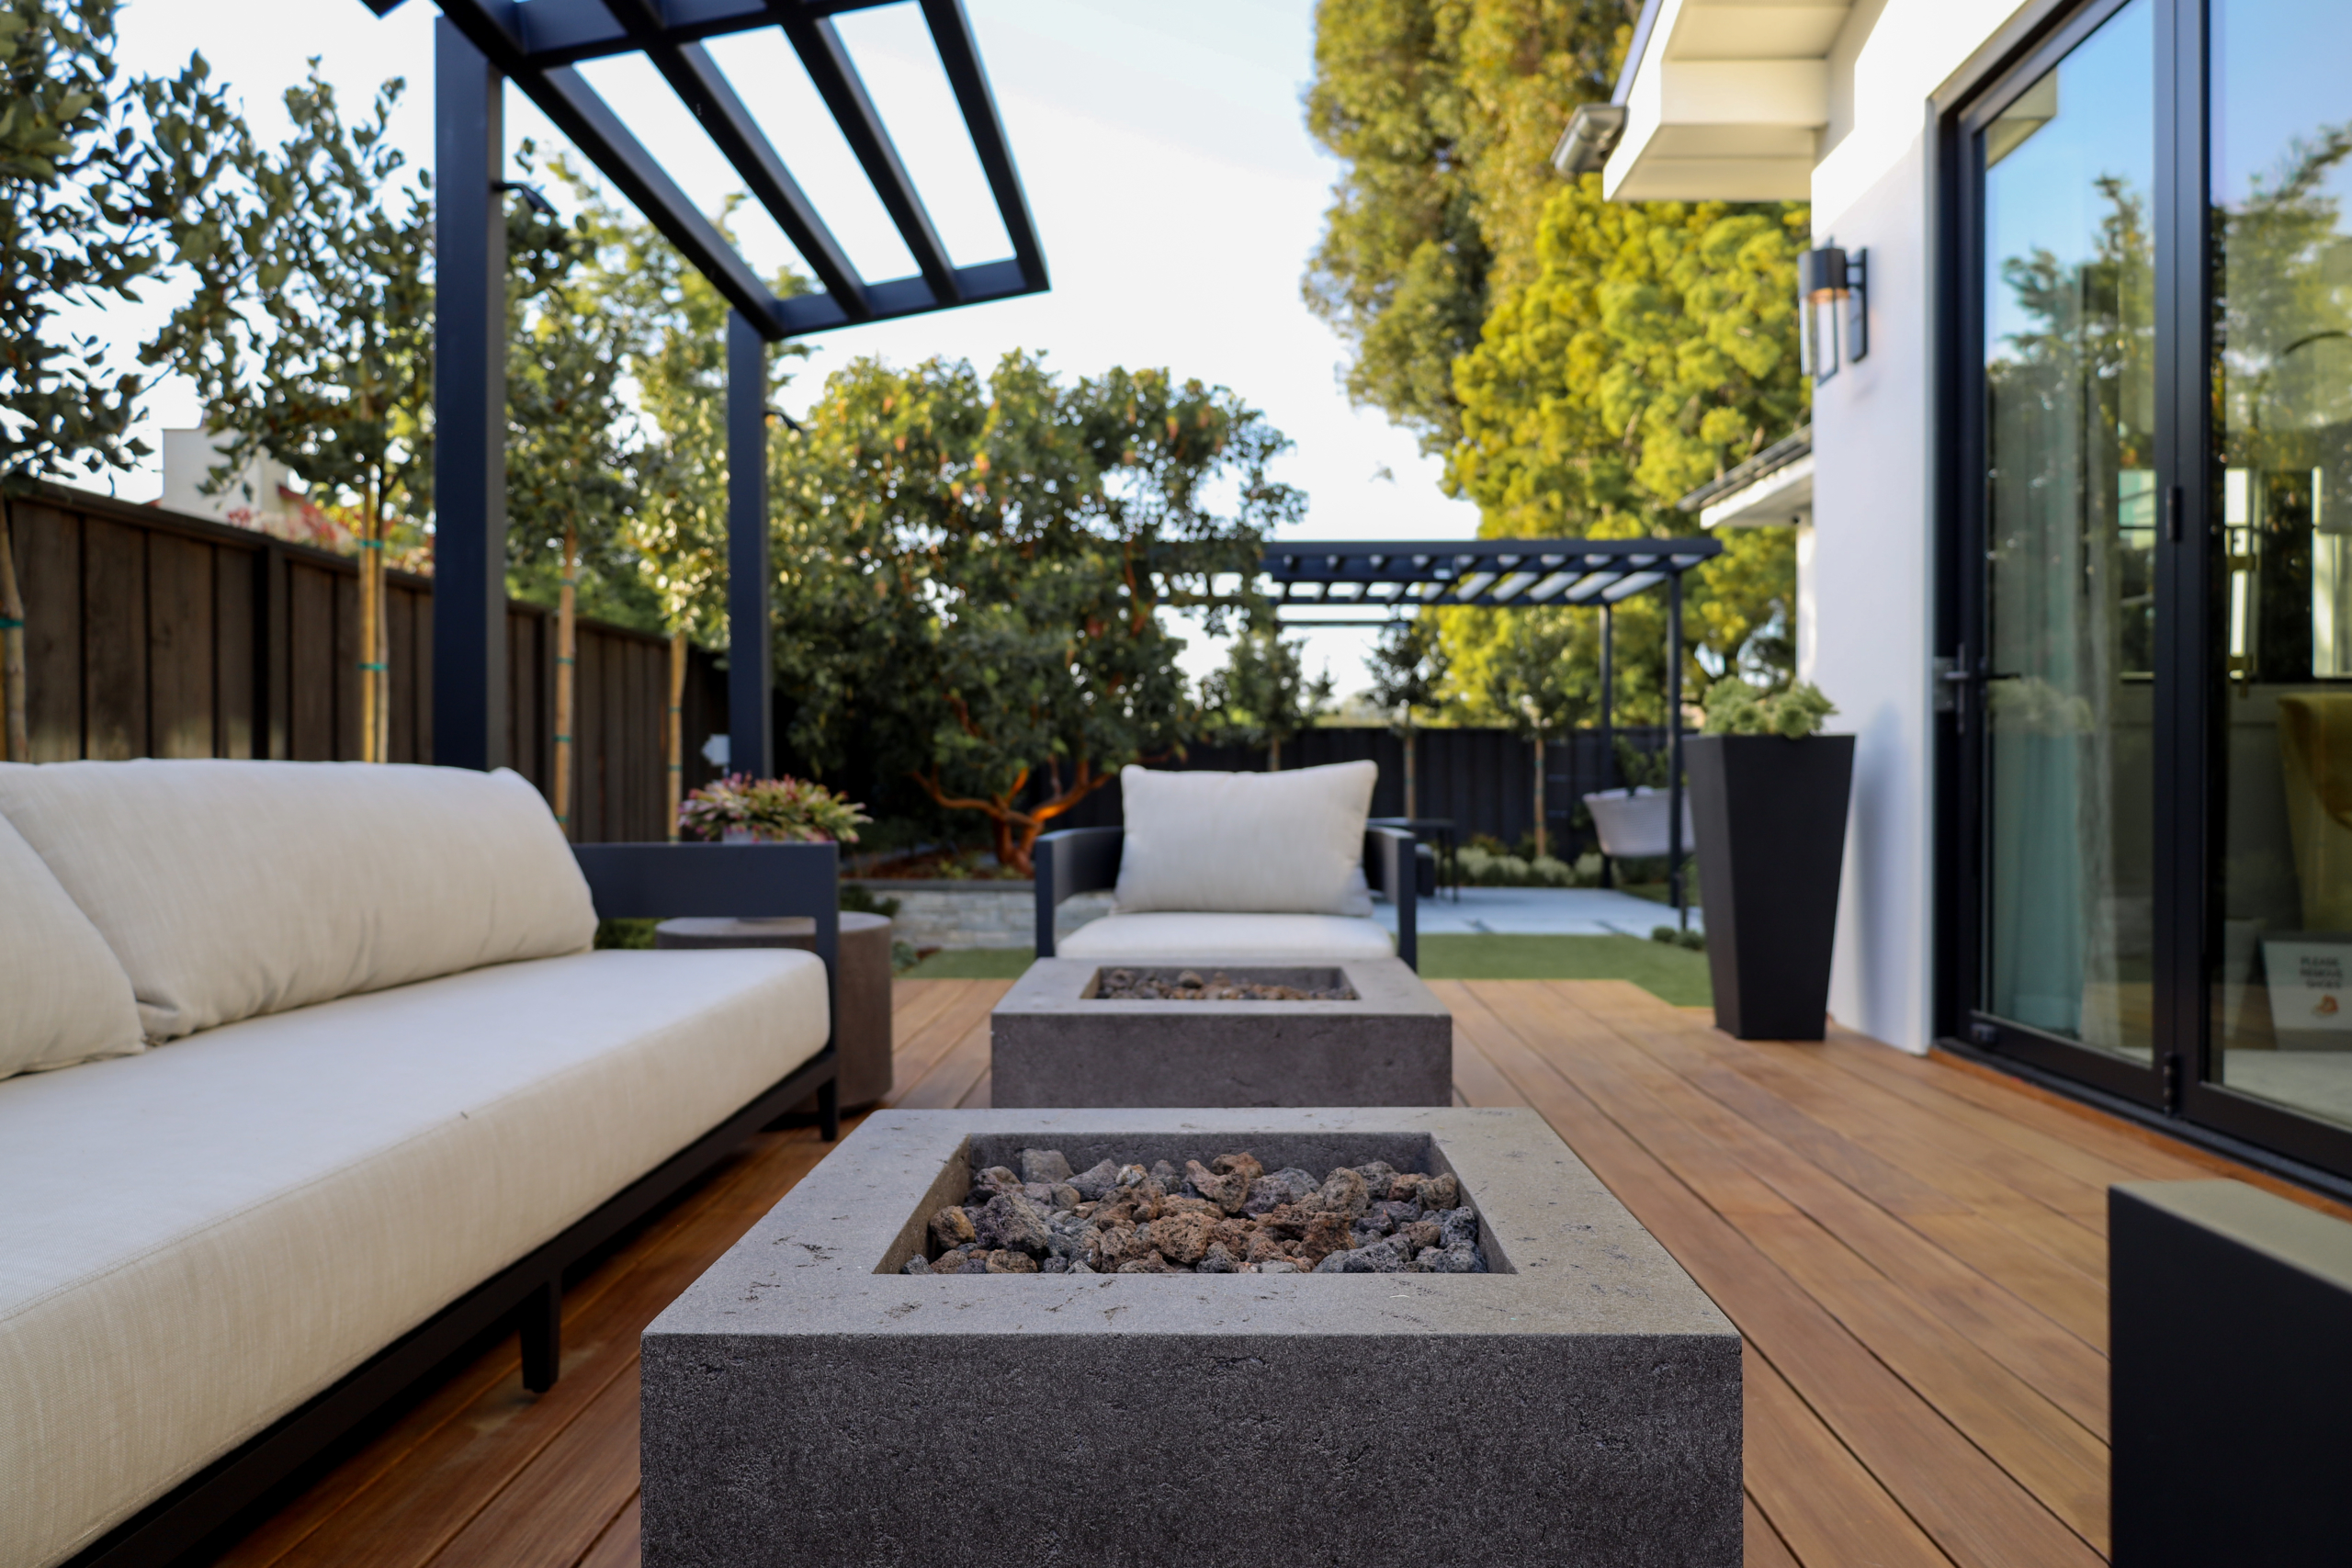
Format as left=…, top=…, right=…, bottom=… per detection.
left=1685, top=733, right=1855, bottom=1041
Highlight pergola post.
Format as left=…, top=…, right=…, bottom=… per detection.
left=726, top=310, right=772, bottom=779
left=432, top=19, right=507, bottom=771
left=1666, top=571, right=1686, bottom=929
left=1599, top=602, right=1615, bottom=889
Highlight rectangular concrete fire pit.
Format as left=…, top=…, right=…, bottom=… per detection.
left=641, top=1107, right=1740, bottom=1568
left=990, top=956, right=1452, bottom=1107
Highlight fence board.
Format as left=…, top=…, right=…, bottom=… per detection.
left=215, top=547, right=255, bottom=759
left=148, top=533, right=215, bottom=758
left=83, top=517, right=147, bottom=760
left=15, top=501, right=83, bottom=761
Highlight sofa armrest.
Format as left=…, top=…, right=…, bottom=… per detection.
left=1034, top=827, right=1123, bottom=958
left=1363, top=826, right=1419, bottom=971
left=571, top=841, right=841, bottom=979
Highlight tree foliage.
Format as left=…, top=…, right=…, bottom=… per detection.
left=769, top=352, right=1300, bottom=871
left=1200, top=622, right=1334, bottom=769
left=147, top=64, right=435, bottom=546
left=1303, top=0, right=1638, bottom=450
left=1306, top=0, right=1809, bottom=720
left=1, top=0, right=240, bottom=482
left=503, top=152, right=657, bottom=630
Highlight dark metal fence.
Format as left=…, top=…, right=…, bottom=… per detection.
left=2, top=482, right=728, bottom=842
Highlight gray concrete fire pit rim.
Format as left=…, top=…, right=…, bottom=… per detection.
left=999, top=955, right=1449, bottom=1019
left=645, top=1108, right=1734, bottom=1343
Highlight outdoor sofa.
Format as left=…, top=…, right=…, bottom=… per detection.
left=1034, top=761, right=1432, bottom=968
left=0, top=760, right=839, bottom=1568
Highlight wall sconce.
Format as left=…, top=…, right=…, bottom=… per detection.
left=1797, top=244, right=1867, bottom=382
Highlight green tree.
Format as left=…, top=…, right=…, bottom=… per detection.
left=1303, top=0, right=1638, bottom=450
left=1202, top=621, right=1335, bottom=772
left=1479, top=612, right=1584, bottom=856
left=147, top=64, right=436, bottom=762
left=1, top=0, right=241, bottom=759
left=770, top=352, right=1297, bottom=871
left=1365, top=614, right=1450, bottom=815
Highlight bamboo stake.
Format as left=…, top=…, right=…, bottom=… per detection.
left=0, top=498, right=27, bottom=762
left=357, top=476, right=382, bottom=763
left=665, top=627, right=685, bottom=841
left=553, top=521, right=578, bottom=838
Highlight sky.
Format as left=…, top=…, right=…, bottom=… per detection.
left=108, top=0, right=1485, bottom=693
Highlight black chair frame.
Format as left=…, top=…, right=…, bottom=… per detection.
left=1033, top=825, right=1432, bottom=969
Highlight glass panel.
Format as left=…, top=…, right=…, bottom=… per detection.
left=2210, top=0, right=2352, bottom=1128
left=1979, top=0, right=2157, bottom=1063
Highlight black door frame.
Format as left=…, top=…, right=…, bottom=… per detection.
left=1941, top=0, right=2166, bottom=1111
left=1938, top=0, right=2352, bottom=1188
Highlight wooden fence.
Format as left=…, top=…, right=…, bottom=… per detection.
left=1, top=482, right=725, bottom=842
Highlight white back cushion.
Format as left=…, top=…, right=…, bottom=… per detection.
left=0, top=761, right=597, bottom=1041
left=1114, top=761, right=1377, bottom=916
left=0, top=808, right=144, bottom=1077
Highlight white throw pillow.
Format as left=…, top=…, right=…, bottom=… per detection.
left=1113, top=761, right=1378, bottom=916
left=0, top=808, right=144, bottom=1077
left=0, top=761, right=597, bottom=1042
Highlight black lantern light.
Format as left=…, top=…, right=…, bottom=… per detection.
left=1797, top=244, right=1867, bottom=382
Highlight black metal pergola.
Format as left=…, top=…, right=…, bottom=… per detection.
left=366, top=0, right=1049, bottom=774
left=1260, top=537, right=1723, bottom=919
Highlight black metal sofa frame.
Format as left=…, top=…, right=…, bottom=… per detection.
left=63, top=842, right=842, bottom=1568
left=1033, top=825, right=1433, bottom=969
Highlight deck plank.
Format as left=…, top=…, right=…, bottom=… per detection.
left=222, top=976, right=2351, bottom=1568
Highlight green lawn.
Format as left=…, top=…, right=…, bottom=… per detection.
left=903, top=934, right=1711, bottom=1006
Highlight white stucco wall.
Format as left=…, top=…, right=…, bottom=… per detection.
left=1804, top=0, right=2044, bottom=1051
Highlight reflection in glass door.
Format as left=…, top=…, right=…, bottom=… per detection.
left=2207, top=0, right=2352, bottom=1131
left=1976, top=0, right=2158, bottom=1066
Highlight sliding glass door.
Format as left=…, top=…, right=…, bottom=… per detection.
left=1960, top=0, right=2164, bottom=1100
left=2194, top=0, right=2352, bottom=1152
left=1955, top=0, right=2352, bottom=1176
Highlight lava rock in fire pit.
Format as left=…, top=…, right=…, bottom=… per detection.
left=901, top=1149, right=1489, bottom=1276
left=1095, top=967, right=1359, bottom=1002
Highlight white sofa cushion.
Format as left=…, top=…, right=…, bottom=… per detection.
left=0, top=948, right=827, bottom=1568
left=1058, top=911, right=1395, bottom=962
left=0, top=810, right=144, bottom=1079
left=0, top=761, right=597, bottom=1041
left=1114, top=761, right=1378, bottom=916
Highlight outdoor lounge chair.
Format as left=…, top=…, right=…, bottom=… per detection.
left=1033, top=761, right=1432, bottom=969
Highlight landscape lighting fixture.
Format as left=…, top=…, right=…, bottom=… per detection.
left=493, top=180, right=557, bottom=218
left=1798, top=244, right=1867, bottom=382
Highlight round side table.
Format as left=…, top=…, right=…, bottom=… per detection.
left=653, top=911, right=893, bottom=1111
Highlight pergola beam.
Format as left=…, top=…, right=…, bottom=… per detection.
left=502, top=0, right=902, bottom=69
left=1261, top=537, right=1719, bottom=611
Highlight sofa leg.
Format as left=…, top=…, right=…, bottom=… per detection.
left=819, top=1076, right=840, bottom=1143
left=520, top=1276, right=561, bottom=1393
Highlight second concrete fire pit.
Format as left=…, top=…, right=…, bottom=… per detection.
left=641, top=1108, right=1741, bottom=1567
left=990, top=955, right=1452, bottom=1107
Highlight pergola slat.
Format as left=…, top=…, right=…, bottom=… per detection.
left=775, top=10, right=964, bottom=307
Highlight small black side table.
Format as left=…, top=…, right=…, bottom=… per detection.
left=654, top=911, right=893, bottom=1111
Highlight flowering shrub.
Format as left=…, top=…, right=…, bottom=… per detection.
left=677, top=774, right=870, bottom=844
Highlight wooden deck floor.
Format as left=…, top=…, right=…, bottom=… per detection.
left=216, top=978, right=2352, bottom=1568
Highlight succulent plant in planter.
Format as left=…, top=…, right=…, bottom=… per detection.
left=677, top=774, right=871, bottom=845
left=1687, top=681, right=1853, bottom=1040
